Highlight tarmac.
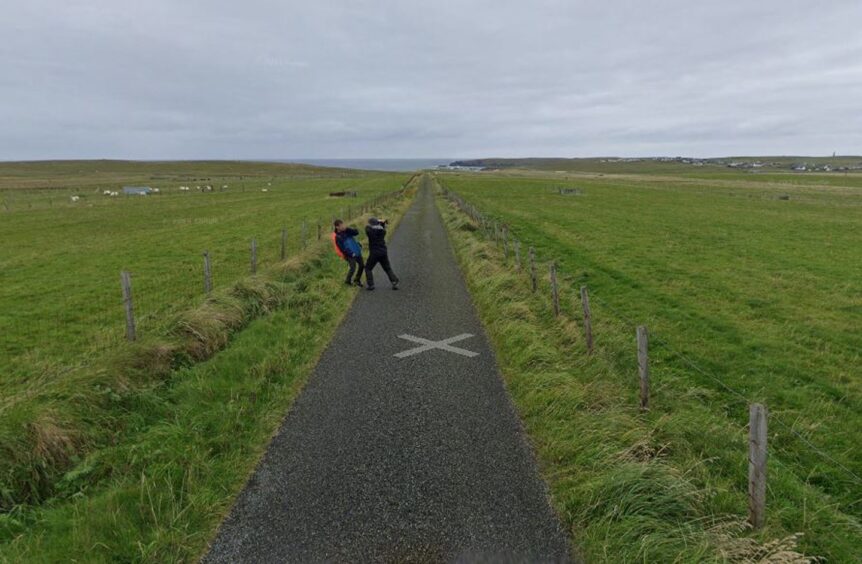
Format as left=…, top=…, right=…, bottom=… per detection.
left=203, top=178, right=571, bottom=563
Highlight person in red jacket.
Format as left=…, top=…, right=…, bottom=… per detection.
left=333, top=219, right=364, bottom=287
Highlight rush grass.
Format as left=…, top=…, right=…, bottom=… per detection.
left=444, top=177, right=862, bottom=562
left=435, top=188, right=860, bottom=561
left=1, top=168, right=401, bottom=393
left=435, top=172, right=862, bottom=519
left=1, top=164, right=404, bottom=507
left=0, top=186, right=416, bottom=562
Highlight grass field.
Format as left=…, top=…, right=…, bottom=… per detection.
left=0, top=162, right=401, bottom=387
left=1, top=162, right=395, bottom=382
left=2, top=159, right=860, bottom=561
left=450, top=156, right=862, bottom=190
left=435, top=168, right=862, bottom=560
left=0, top=161, right=411, bottom=517
left=0, top=161, right=416, bottom=561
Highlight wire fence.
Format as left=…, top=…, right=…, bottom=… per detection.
left=438, top=178, right=861, bottom=528
left=1, top=185, right=410, bottom=389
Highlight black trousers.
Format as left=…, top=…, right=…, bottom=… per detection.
left=365, top=250, right=398, bottom=287
left=346, top=255, right=365, bottom=284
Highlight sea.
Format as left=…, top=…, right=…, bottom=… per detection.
left=274, top=158, right=455, bottom=172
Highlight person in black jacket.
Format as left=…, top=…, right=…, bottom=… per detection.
left=364, top=217, right=399, bottom=291
left=334, top=220, right=364, bottom=286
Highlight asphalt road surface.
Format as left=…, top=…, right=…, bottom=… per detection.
left=204, top=178, right=572, bottom=563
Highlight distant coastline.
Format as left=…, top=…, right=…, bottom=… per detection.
left=276, top=158, right=454, bottom=172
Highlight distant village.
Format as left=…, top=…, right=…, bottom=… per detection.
left=601, top=156, right=862, bottom=172
left=441, top=157, right=862, bottom=173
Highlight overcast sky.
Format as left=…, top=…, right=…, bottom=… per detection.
left=2, top=0, right=861, bottom=160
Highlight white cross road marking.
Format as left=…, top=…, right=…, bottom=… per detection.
left=394, top=333, right=479, bottom=358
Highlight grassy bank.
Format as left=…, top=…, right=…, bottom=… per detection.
left=434, top=183, right=860, bottom=561
left=2, top=169, right=402, bottom=390
left=1, top=161, right=406, bottom=507
left=0, top=182, right=416, bottom=562
left=0, top=159, right=358, bottom=192
left=434, top=172, right=862, bottom=517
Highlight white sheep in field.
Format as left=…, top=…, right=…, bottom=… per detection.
left=261, top=188, right=268, bottom=192
left=222, top=184, right=228, bottom=188
left=109, top=191, right=119, bottom=197
left=103, top=189, right=112, bottom=195
left=152, top=188, right=160, bottom=193
left=179, top=186, right=190, bottom=191
left=70, top=195, right=80, bottom=202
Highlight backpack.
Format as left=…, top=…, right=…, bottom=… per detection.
left=330, top=231, right=346, bottom=260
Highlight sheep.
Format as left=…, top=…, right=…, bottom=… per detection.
left=261, top=188, right=269, bottom=192
left=103, top=190, right=112, bottom=195
left=222, top=184, right=228, bottom=189
left=152, top=188, right=160, bottom=193
left=70, top=195, right=80, bottom=202
left=109, top=191, right=119, bottom=197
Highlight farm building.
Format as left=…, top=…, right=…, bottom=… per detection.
left=122, top=186, right=153, bottom=195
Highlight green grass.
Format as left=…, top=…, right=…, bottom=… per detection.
left=449, top=157, right=862, bottom=189
left=0, top=176, right=416, bottom=562
left=434, top=172, right=861, bottom=561
left=0, top=256, right=368, bottom=562
left=0, top=161, right=410, bottom=509
left=0, top=159, right=358, bottom=192
left=1, top=168, right=400, bottom=385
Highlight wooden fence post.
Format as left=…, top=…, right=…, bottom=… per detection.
left=529, top=247, right=537, bottom=292
left=250, top=238, right=257, bottom=274
left=503, top=226, right=509, bottom=258
left=549, top=262, right=560, bottom=316
left=280, top=227, right=287, bottom=260
left=580, top=286, right=593, bottom=353
left=637, top=326, right=649, bottom=410
left=514, top=240, right=521, bottom=270
left=317, top=220, right=322, bottom=240
left=302, top=221, right=308, bottom=249
left=120, top=271, right=136, bottom=341
left=203, top=251, right=212, bottom=294
left=748, top=403, right=768, bottom=530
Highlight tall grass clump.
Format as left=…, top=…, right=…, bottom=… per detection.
left=434, top=189, right=857, bottom=562
left=0, top=184, right=417, bottom=561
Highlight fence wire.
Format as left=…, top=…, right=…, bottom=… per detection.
left=1, top=185, right=410, bottom=385
left=439, top=180, right=862, bottom=486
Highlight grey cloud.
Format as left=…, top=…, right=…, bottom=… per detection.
left=1, top=0, right=861, bottom=159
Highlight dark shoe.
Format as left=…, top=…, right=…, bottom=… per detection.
left=344, top=280, right=353, bottom=286
left=367, top=285, right=375, bottom=291
left=391, top=279, right=400, bottom=290
left=354, top=280, right=363, bottom=287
